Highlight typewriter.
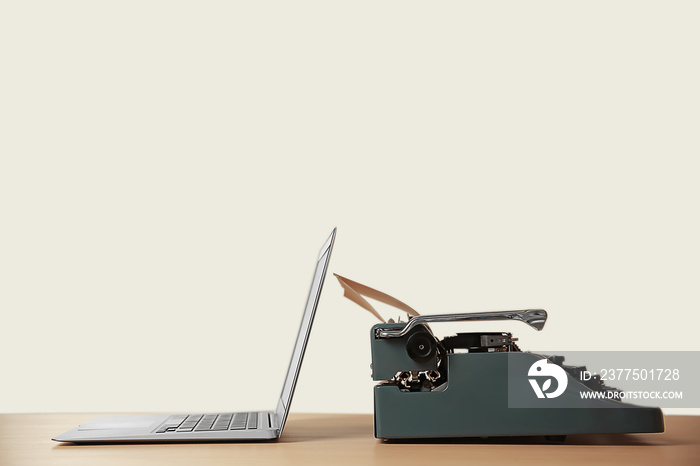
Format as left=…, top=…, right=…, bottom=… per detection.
left=336, top=275, right=665, bottom=440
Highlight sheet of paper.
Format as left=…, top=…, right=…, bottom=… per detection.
left=333, top=274, right=420, bottom=322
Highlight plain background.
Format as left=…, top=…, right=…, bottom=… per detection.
left=1, top=2, right=698, bottom=417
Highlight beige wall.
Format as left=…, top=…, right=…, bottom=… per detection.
left=1, top=1, right=698, bottom=416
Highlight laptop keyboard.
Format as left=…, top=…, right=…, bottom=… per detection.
left=155, top=413, right=258, bottom=433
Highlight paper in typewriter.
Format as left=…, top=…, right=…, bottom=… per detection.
left=333, top=274, right=420, bottom=323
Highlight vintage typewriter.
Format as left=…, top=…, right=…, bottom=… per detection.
left=336, top=275, right=665, bottom=440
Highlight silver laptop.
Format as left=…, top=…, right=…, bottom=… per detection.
left=53, top=228, right=336, bottom=443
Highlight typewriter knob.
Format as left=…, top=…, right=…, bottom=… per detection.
left=406, top=332, right=435, bottom=363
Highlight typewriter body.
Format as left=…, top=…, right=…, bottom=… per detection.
left=370, top=310, right=664, bottom=440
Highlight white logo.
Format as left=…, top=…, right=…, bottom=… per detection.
left=528, top=359, right=568, bottom=399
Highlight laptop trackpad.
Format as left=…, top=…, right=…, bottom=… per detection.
left=78, top=416, right=160, bottom=430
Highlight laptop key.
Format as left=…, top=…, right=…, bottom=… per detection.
left=156, top=415, right=188, bottom=433
left=195, top=416, right=217, bottom=431
left=248, top=414, right=258, bottom=429
left=177, top=422, right=198, bottom=431
left=230, top=413, right=248, bottom=430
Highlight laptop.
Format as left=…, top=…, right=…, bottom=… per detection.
left=53, top=228, right=336, bottom=443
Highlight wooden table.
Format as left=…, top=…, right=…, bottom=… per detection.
left=1, top=413, right=698, bottom=465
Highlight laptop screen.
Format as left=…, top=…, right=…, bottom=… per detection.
left=275, top=228, right=335, bottom=433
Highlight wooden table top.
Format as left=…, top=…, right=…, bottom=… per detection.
left=1, top=413, right=698, bottom=466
